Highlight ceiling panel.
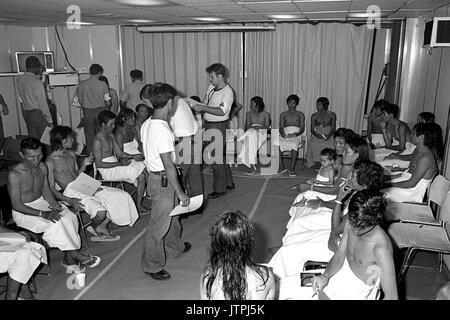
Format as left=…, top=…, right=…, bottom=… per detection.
left=404, top=0, right=449, bottom=10
left=295, top=1, right=351, bottom=12
left=350, top=0, right=406, bottom=11
left=192, top=4, right=254, bottom=14
left=242, top=2, right=300, bottom=13
left=304, top=12, right=348, bottom=19
left=143, top=5, right=209, bottom=16
left=221, top=14, right=271, bottom=21
left=169, top=0, right=235, bottom=4
left=388, top=9, right=434, bottom=18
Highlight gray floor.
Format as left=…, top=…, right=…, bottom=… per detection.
left=1, top=161, right=449, bottom=299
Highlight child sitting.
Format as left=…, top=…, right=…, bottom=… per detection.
left=307, top=148, right=336, bottom=186
left=293, top=148, right=336, bottom=207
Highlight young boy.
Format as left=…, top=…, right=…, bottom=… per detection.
left=309, top=148, right=336, bottom=186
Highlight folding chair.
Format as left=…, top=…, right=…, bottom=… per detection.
left=280, top=134, right=307, bottom=168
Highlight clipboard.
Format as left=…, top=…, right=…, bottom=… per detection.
left=69, top=172, right=102, bottom=196
left=169, top=195, right=203, bottom=216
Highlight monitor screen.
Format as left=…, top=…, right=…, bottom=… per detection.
left=15, top=51, right=54, bottom=73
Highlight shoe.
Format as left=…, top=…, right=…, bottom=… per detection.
left=183, top=242, right=192, bottom=253
left=289, top=171, right=297, bottom=177
left=226, top=183, right=235, bottom=190
left=145, top=269, right=171, bottom=280
left=208, top=191, right=226, bottom=199
left=277, top=169, right=288, bottom=175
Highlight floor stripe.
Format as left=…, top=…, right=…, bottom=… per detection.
left=73, top=229, right=146, bottom=300
left=248, top=177, right=270, bottom=220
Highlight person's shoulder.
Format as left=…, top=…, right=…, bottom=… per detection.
left=8, top=163, right=23, bottom=178
left=373, top=227, right=393, bottom=254
left=280, top=110, right=287, bottom=116
left=39, top=162, right=48, bottom=173
left=66, top=150, right=76, bottom=158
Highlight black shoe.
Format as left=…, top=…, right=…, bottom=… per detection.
left=145, top=269, right=171, bottom=280
left=208, top=191, right=226, bottom=199
left=226, top=183, right=235, bottom=190
left=183, top=242, right=192, bottom=253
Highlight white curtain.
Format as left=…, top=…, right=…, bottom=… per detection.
left=121, top=27, right=243, bottom=105
left=244, top=23, right=373, bottom=133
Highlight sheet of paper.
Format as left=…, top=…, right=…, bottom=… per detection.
left=69, top=172, right=102, bottom=196
left=0, top=233, right=26, bottom=252
left=169, top=195, right=203, bottom=217
left=40, top=126, right=52, bottom=145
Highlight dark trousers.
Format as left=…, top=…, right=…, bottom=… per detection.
left=177, top=135, right=204, bottom=197
left=0, top=115, right=4, bottom=155
left=22, top=109, right=49, bottom=139
left=205, top=120, right=234, bottom=193
left=141, top=172, right=185, bottom=273
left=82, top=107, right=104, bottom=155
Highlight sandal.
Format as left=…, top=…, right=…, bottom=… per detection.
left=90, top=233, right=120, bottom=242
left=80, top=254, right=101, bottom=268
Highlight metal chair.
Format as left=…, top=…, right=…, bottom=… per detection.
left=280, top=134, right=307, bottom=168
left=388, top=190, right=450, bottom=285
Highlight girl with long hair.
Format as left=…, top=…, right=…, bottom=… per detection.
left=200, top=210, right=275, bottom=300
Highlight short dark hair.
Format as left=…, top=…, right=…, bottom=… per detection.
left=190, top=95, right=201, bottom=103
left=144, top=82, right=177, bottom=109
left=89, top=64, right=103, bottom=75
left=97, top=110, right=116, bottom=126
left=98, top=75, right=109, bottom=87
left=372, top=99, right=389, bottom=112
left=286, top=94, right=300, bottom=105
left=346, top=135, right=370, bottom=163
left=334, top=127, right=355, bottom=141
left=413, top=122, right=444, bottom=160
left=205, top=63, right=227, bottom=78
left=418, top=112, right=435, bottom=123
left=20, top=137, right=42, bottom=153
left=320, top=148, right=337, bottom=161
left=317, top=97, right=330, bottom=110
left=382, top=103, right=399, bottom=118
left=25, top=56, right=42, bottom=69
left=130, top=69, right=143, bottom=80
left=348, top=190, right=385, bottom=232
left=117, top=108, right=136, bottom=127
left=136, top=103, right=149, bottom=113
left=354, top=160, right=384, bottom=191
left=250, top=96, right=265, bottom=112
left=50, top=126, right=72, bottom=151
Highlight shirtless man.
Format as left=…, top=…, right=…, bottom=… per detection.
left=7, top=137, right=100, bottom=269
left=277, top=94, right=305, bottom=176
left=312, top=190, right=397, bottom=300
left=46, top=126, right=139, bottom=241
left=367, top=99, right=388, bottom=147
left=92, top=110, right=149, bottom=213
left=135, top=103, right=151, bottom=134
left=306, top=97, right=336, bottom=169
left=382, top=122, right=441, bottom=203
left=379, top=103, right=412, bottom=153
left=115, top=108, right=143, bottom=155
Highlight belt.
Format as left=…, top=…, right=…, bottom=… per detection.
left=150, top=170, right=165, bottom=174
left=205, top=119, right=229, bottom=124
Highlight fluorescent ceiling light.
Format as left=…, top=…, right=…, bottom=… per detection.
left=191, top=17, right=224, bottom=22
left=137, top=23, right=276, bottom=33
left=267, top=14, right=302, bottom=19
left=348, top=12, right=389, bottom=18
left=116, top=0, right=170, bottom=6
left=126, top=19, right=156, bottom=23
left=237, top=1, right=291, bottom=4
left=69, top=21, right=94, bottom=25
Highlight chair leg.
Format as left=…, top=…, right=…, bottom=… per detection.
left=438, top=253, right=443, bottom=272
left=30, top=276, right=37, bottom=294
left=397, top=247, right=417, bottom=286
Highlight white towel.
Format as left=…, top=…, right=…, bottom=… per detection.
left=123, top=138, right=141, bottom=155
left=236, top=128, right=268, bottom=168
left=98, top=156, right=146, bottom=186
left=12, top=196, right=81, bottom=251
left=274, top=126, right=304, bottom=152
left=382, top=171, right=431, bottom=203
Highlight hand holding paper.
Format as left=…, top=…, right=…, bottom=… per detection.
left=170, top=195, right=203, bottom=216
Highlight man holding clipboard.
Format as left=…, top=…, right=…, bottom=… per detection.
left=140, top=83, right=191, bottom=281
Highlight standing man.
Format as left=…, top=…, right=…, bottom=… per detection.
left=0, top=94, right=9, bottom=159
left=187, top=63, right=235, bottom=199
left=16, top=56, right=52, bottom=139
left=72, top=64, right=111, bottom=155
left=141, top=83, right=191, bottom=281
left=120, top=69, right=147, bottom=111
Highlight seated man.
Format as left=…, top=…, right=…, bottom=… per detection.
left=115, top=108, right=142, bottom=156
left=373, top=103, right=414, bottom=163
left=312, top=190, right=397, bottom=300
left=93, top=110, right=149, bottom=213
left=0, top=226, right=47, bottom=300
left=269, top=161, right=384, bottom=300
left=382, top=122, right=442, bottom=203
left=367, top=99, right=388, bottom=148
left=7, top=138, right=101, bottom=270
left=237, top=96, right=271, bottom=175
left=274, top=94, right=305, bottom=177
left=46, top=126, right=139, bottom=241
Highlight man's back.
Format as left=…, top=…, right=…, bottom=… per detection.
left=76, top=77, right=108, bottom=109
left=121, top=81, right=145, bottom=110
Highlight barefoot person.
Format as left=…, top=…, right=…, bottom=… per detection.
left=115, top=108, right=143, bottom=156
left=92, top=110, right=150, bottom=214
left=275, top=94, right=305, bottom=176
left=7, top=138, right=101, bottom=270
left=46, top=126, right=139, bottom=241
left=312, top=190, right=398, bottom=300
left=140, top=83, right=191, bottom=281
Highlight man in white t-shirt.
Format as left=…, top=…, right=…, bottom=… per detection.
left=186, top=63, right=235, bottom=199
left=140, top=83, right=191, bottom=281
left=170, top=96, right=204, bottom=199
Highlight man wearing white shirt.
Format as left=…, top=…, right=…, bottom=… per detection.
left=72, top=64, right=112, bottom=154
left=187, top=63, right=235, bottom=199
left=140, top=83, right=191, bottom=281
left=170, top=96, right=204, bottom=198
